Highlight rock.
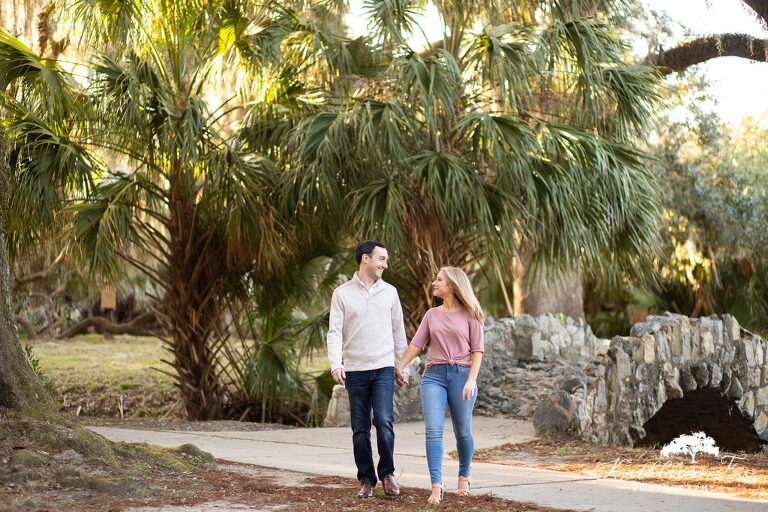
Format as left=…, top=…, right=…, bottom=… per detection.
left=680, top=368, right=698, bottom=392
left=175, top=444, right=215, bottom=464
left=723, top=314, right=740, bottom=345
left=664, top=372, right=684, bottom=399
left=743, top=340, right=756, bottom=366
left=556, top=372, right=586, bottom=394
left=707, top=363, right=723, bottom=388
left=756, top=388, right=768, bottom=407
left=9, top=449, right=45, bottom=469
left=324, top=384, right=350, bottom=427
left=394, top=371, right=423, bottom=422
left=741, top=391, right=756, bottom=418
left=712, top=319, right=724, bottom=347
left=533, top=391, right=576, bottom=437
left=609, top=346, right=631, bottom=380
left=690, top=363, right=709, bottom=388
left=636, top=335, right=656, bottom=364
left=755, top=412, right=768, bottom=435
left=699, top=318, right=715, bottom=357
left=727, top=377, right=743, bottom=400
left=55, top=449, right=83, bottom=464
left=654, top=331, right=671, bottom=362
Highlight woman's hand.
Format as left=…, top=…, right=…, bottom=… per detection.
left=395, top=367, right=409, bottom=387
left=462, top=379, right=476, bottom=400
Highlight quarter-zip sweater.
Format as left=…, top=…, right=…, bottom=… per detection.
left=327, top=272, right=408, bottom=372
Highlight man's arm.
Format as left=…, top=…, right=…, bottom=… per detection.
left=327, top=290, right=346, bottom=385
left=391, top=290, right=410, bottom=381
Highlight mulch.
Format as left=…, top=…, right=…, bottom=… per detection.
left=473, top=438, right=768, bottom=501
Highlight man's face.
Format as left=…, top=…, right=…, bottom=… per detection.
left=362, top=246, right=389, bottom=280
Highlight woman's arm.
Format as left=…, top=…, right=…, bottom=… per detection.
left=396, top=344, right=422, bottom=373
left=462, top=351, right=483, bottom=400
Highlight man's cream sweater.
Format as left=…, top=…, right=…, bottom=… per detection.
left=327, top=273, right=408, bottom=372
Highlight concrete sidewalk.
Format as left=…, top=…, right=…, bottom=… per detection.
left=90, top=417, right=767, bottom=512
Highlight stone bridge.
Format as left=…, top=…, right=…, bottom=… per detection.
left=538, top=313, right=768, bottom=451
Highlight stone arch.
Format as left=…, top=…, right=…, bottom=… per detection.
left=571, top=314, right=768, bottom=452
left=637, top=387, right=763, bottom=452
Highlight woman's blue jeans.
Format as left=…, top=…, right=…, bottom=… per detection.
left=345, top=366, right=396, bottom=485
left=420, top=364, right=477, bottom=484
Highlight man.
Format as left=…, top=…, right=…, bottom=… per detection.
left=327, top=240, right=410, bottom=498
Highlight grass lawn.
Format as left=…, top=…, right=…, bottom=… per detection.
left=26, top=334, right=180, bottom=419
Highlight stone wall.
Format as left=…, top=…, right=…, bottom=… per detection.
left=323, top=312, right=767, bottom=451
left=324, top=313, right=605, bottom=426
left=540, top=313, right=768, bottom=449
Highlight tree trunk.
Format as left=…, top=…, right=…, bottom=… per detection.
left=0, top=131, right=58, bottom=419
left=512, top=254, right=585, bottom=321
left=164, top=167, right=226, bottom=420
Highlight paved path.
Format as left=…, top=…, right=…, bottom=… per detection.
left=91, top=417, right=767, bottom=512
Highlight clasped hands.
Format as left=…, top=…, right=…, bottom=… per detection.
left=395, top=367, right=410, bottom=387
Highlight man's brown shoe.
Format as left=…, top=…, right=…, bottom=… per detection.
left=358, top=482, right=375, bottom=498
left=382, top=475, right=400, bottom=496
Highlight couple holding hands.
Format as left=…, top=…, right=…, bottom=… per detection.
left=327, top=240, right=484, bottom=503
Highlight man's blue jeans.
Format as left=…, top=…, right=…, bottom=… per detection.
left=345, top=366, right=396, bottom=485
left=420, top=364, right=477, bottom=484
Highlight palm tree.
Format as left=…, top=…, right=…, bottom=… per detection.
left=0, top=28, right=88, bottom=418
left=63, top=0, right=357, bottom=419
left=284, top=0, right=663, bottom=328
left=2, top=0, right=356, bottom=419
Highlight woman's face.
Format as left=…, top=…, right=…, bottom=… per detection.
left=432, top=271, right=453, bottom=299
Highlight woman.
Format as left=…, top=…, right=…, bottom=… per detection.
left=395, top=266, right=484, bottom=503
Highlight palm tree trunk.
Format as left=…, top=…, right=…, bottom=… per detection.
left=164, top=166, right=226, bottom=420
left=0, top=130, right=58, bottom=419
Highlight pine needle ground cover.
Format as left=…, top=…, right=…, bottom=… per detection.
left=473, top=439, right=768, bottom=501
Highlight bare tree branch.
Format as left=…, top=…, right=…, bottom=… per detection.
left=58, top=311, right=156, bottom=339
left=11, top=249, right=66, bottom=291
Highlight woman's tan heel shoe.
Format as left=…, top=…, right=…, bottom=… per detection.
left=427, top=483, right=445, bottom=503
left=456, top=476, right=471, bottom=496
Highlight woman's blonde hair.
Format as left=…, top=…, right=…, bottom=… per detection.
left=438, top=266, right=485, bottom=323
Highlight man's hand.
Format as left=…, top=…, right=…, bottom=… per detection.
left=395, top=368, right=410, bottom=387
left=332, top=368, right=346, bottom=386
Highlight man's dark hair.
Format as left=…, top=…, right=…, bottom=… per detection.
left=355, top=240, right=386, bottom=264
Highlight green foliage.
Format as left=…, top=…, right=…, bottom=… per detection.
left=2, top=0, right=667, bottom=421
left=285, top=1, right=663, bottom=326
left=586, top=74, right=768, bottom=335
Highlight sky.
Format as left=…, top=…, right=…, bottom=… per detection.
left=346, top=0, right=768, bottom=123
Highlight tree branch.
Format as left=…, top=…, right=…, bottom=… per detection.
left=57, top=312, right=156, bottom=339
left=11, top=249, right=66, bottom=291
left=654, top=33, right=768, bottom=75
left=14, top=315, right=37, bottom=340
left=742, top=0, right=768, bottom=29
